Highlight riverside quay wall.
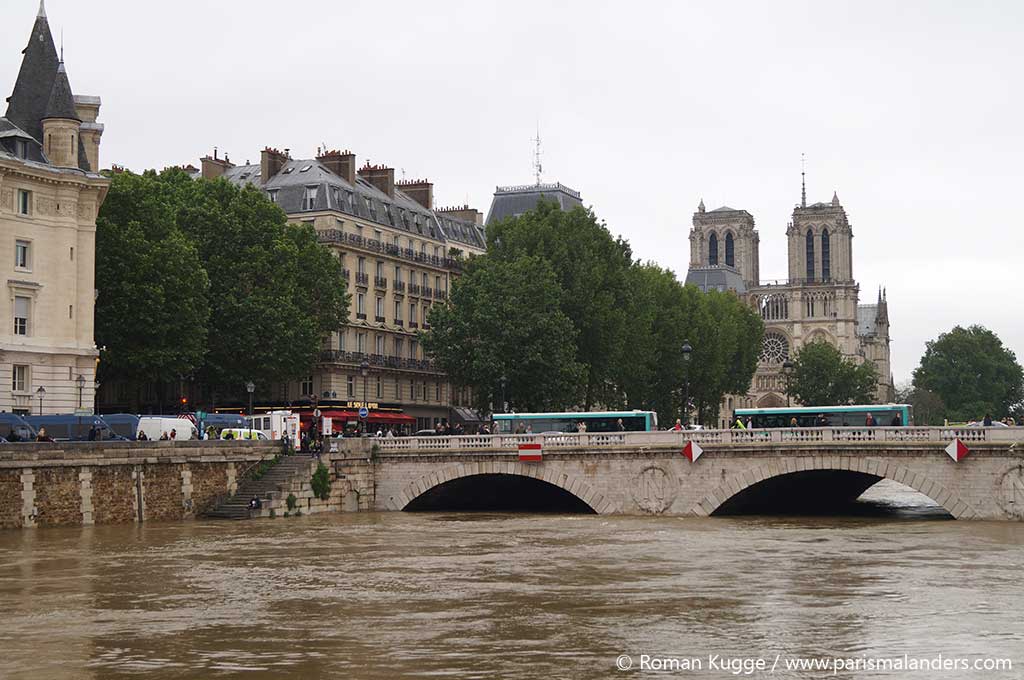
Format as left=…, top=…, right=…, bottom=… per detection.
left=0, top=441, right=280, bottom=529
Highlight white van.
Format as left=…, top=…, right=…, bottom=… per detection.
left=247, top=410, right=294, bottom=440
left=137, top=416, right=198, bottom=441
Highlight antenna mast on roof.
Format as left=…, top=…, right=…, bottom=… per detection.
left=532, top=123, right=542, bottom=186
left=801, top=152, right=807, bottom=208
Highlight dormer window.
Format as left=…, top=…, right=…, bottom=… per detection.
left=267, top=190, right=278, bottom=203
left=300, top=165, right=312, bottom=173
left=303, top=186, right=317, bottom=210
left=283, top=167, right=295, bottom=174
left=14, top=139, right=28, bottom=159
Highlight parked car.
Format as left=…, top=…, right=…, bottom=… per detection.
left=24, top=415, right=122, bottom=441
left=137, top=416, right=198, bottom=441
left=0, top=413, right=37, bottom=442
left=218, top=428, right=269, bottom=441
left=98, top=413, right=140, bottom=440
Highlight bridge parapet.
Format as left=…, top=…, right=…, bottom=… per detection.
left=367, top=426, right=1023, bottom=454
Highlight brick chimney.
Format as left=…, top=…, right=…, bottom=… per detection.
left=261, top=147, right=289, bottom=183
left=438, top=205, right=483, bottom=225
left=358, top=163, right=395, bottom=198
left=397, top=179, right=433, bottom=209
left=200, top=147, right=234, bottom=179
left=317, top=149, right=356, bottom=184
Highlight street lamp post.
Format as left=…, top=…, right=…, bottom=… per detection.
left=360, top=358, right=370, bottom=433
left=681, top=340, right=692, bottom=428
left=35, top=385, right=46, bottom=416
left=76, top=374, right=86, bottom=410
left=499, top=375, right=507, bottom=413
left=246, top=381, right=255, bottom=433
left=782, top=360, right=794, bottom=407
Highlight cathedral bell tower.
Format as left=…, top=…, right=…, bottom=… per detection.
left=787, top=187, right=853, bottom=284
left=689, top=200, right=760, bottom=288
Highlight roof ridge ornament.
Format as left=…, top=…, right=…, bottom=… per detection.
left=800, top=152, right=807, bottom=208
left=38, top=0, right=46, bottom=18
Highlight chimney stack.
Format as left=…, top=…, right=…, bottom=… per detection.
left=358, top=162, right=395, bottom=198
left=261, top=147, right=289, bottom=183
left=438, top=205, right=483, bottom=225
left=317, top=148, right=356, bottom=184
left=200, top=147, right=235, bottom=179
left=397, top=178, right=433, bottom=209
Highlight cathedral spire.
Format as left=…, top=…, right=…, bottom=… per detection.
left=38, top=0, right=46, bottom=18
left=832, top=190, right=840, bottom=206
left=698, top=198, right=705, bottom=213
left=800, top=153, right=807, bottom=208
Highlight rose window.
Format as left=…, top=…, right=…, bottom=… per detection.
left=760, top=332, right=789, bottom=364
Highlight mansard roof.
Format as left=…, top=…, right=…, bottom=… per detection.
left=684, top=265, right=747, bottom=294
left=218, top=158, right=485, bottom=250
left=485, top=182, right=583, bottom=225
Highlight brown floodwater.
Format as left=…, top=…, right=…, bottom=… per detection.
left=1, top=481, right=1022, bottom=679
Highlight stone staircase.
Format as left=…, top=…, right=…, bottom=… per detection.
left=205, top=455, right=317, bottom=519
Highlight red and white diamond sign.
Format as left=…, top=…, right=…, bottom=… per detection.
left=683, top=440, right=703, bottom=462
left=945, top=438, right=970, bottom=462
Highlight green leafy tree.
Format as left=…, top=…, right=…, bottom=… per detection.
left=95, top=171, right=209, bottom=406
left=785, top=341, right=878, bottom=406
left=896, top=382, right=946, bottom=426
left=912, top=325, right=1024, bottom=421
left=423, top=256, right=584, bottom=413
left=486, top=201, right=633, bottom=408
left=162, top=169, right=349, bottom=395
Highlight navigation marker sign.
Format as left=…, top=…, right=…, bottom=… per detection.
left=945, top=438, right=970, bottom=462
left=518, top=442, right=543, bottom=462
left=683, top=440, right=703, bottom=462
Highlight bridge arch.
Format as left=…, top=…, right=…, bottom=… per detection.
left=389, top=462, right=605, bottom=513
left=689, top=457, right=980, bottom=519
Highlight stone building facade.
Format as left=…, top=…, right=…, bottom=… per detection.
left=0, top=2, right=108, bottom=415
left=201, top=147, right=487, bottom=431
left=686, top=187, right=893, bottom=427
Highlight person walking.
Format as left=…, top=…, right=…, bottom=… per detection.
left=672, top=419, right=683, bottom=431
left=789, top=417, right=798, bottom=428
left=35, top=427, right=53, bottom=442
left=616, top=418, right=625, bottom=432
left=983, top=414, right=993, bottom=426
left=865, top=413, right=875, bottom=427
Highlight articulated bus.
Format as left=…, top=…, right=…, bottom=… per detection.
left=492, top=410, right=658, bottom=434
left=734, top=404, right=913, bottom=429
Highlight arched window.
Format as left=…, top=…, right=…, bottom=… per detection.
left=708, top=233, right=718, bottom=265
left=805, top=229, right=815, bottom=281
left=821, top=229, right=831, bottom=281
left=725, top=232, right=735, bottom=267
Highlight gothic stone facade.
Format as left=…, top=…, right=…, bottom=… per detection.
left=686, top=193, right=893, bottom=428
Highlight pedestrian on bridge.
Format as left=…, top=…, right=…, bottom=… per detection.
left=865, top=413, right=876, bottom=427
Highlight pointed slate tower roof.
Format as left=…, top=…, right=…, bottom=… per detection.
left=43, top=61, right=80, bottom=121
left=4, top=1, right=60, bottom=143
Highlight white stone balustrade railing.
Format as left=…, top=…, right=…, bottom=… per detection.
left=367, top=426, right=1024, bottom=453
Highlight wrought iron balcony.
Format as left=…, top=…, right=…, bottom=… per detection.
left=355, top=312, right=367, bottom=320
left=355, top=272, right=369, bottom=286
left=423, top=287, right=434, bottom=298
left=375, top=315, right=386, bottom=323
left=394, top=280, right=406, bottom=293
left=409, top=321, right=419, bottom=329
left=374, top=276, right=388, bottom=289
left=408, top=284, right=421, bottom=295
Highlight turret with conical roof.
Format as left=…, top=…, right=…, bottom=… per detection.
left=41, top=60, right=82, bottom=167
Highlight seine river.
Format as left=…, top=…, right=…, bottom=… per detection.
left=1, top=481, right=1022, bottom=679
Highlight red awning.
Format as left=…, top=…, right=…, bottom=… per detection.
left=368, top=412, right=416, bottom=423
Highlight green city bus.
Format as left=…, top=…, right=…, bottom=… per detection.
left=492, top=410, right=659, bottom=434
left=733, top=404, right=913, bottom=429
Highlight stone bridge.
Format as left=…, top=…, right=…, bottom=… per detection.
left=335, top=427, right=1024, bottom=520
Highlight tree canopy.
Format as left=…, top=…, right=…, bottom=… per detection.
left=911, top=325, right=1023, bottom=422
left=422, top=256, right=583, bottom=413
left=785, top=341, right=878, bottom=406
left=95, top=168, right=349, bottom=407
left=424, top=201, right=763, bottom=425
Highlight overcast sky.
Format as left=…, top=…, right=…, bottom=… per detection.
left=5, top=0, right=1022, bottom=383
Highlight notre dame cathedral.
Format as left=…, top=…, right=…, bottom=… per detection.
left=685, top=180, right=893, bottom=428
